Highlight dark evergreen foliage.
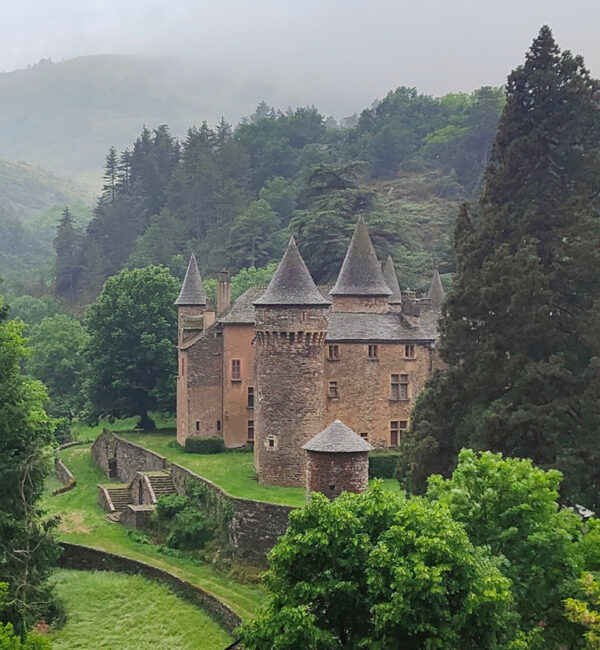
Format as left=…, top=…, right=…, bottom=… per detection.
left=403, top=26, right=600, bottom=509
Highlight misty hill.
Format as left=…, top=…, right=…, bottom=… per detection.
left=0, top=160, right=92, bottom=222
left=0, top=55, right=275, bottom=188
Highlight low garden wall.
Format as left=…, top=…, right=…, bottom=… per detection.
left=92, top=429, right=166, bottom=483
left=170, top=463, right=295, bottom=564
left=57, top=542, right=242, bottom=633
left=53, top=458, right=76, bottom=496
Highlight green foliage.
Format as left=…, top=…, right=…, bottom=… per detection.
left=0, top=297, right=60, bottom=636
left=152, top=493, right=215, bottom=551
left=154, top=494, right=190, bottom=521
left=565, top=573, right=600, bottom=649
left=184, top=437, right=225, bottom=455
left=367, top=450, right=402, bottom=479
left=26, top=314, right=89, bottom=419
left=239, top=484, right=519, bottom=649
left=7, top=296, right=65, bottom=329
left=405, top=27, right=600, bottom=510
left=83, top=265, right=179, bottom=427
left=427, top=449, right=584, bottom=647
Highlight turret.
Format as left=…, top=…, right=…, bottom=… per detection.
left=329, top=218, right=392, bottom=312
left=382, top=255, right=402, bottom=312
left=427, top=268, right=445, bottom=309
left=175, top=253, right=207, bottom=344
left=253, top=237, right=331, bottom=487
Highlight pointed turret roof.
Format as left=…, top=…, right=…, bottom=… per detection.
left=382, top=255, right=402, bottom=305
left=302, top=419, right=373, bottom=453
left=427, top=269, right=445, bottom=308
left=330, top=218, right=392, bottom=297
left=254, top=237, right=331, bottom=307
left=175, top=254, right=207, bottom=305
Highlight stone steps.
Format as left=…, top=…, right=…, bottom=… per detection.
left=106, top=487, right=133, bottom=511
left=147, top=473, right=176, bottom=499
left=103, top=512, right=123, bottom=523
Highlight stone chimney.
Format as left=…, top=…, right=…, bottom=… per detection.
left=217, top=270, right=231, bottom=317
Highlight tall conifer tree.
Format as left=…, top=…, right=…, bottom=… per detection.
left=403, top=26, right=600, bottom=508
left=53, top=207, right=80, bottom=304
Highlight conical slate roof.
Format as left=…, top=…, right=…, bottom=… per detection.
left=427, top=269, right=445, bottom=308
left=302, top=419, right=373, bottom=453
left=254, top=237, right=331, bottom=307
left=382, top=255, right=402, bottom=305
left=330, top=218, right=392, bottom=297
left=175, top=254, right=207, bottom=306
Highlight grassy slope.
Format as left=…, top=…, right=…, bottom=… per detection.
left=43, top=441, right=267, bottom=621
left=49, top=569, right=232, bottom=649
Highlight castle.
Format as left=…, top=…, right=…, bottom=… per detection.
left=175, top=218, right=443, bottom=488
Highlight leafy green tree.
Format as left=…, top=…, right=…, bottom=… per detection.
left=239, top=484, right=519, bottom=649
left=565, top=573, right=600, bottom=649
left=0, top=584, right=50, bottom=649
left=0, top=297, right=59, bottom=636
left=83, top=265, right=179, bottom=429
left=404, top=26, right=600, bottom=509
left=259, top=176, right=297, bottom=225
left=7, top=295, right=64, bottom=329
left=27, top=314, right=89, bottom=419
left=127, top=209, right=188, bottom=269
left=427, top=449, right=584, bottom=648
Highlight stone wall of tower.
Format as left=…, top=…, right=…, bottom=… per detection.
left=331, top=296, right=389, bottom=313
left=254, top=306, right=329, bottom=487
left=306, top=451, right=369, bottom=499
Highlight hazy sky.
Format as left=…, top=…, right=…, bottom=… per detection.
left=3, top=0, right=600, bottom=117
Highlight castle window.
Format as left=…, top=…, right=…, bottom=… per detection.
left=216, top=420, right=221, bottom=431
left=391, top=374, right=409, bottom=400
left=196, top=421, right=200, bottom=432
left=247, top=387, right=254, bottom=409
left=328, top=380, right=339, bottom=399
left=368, top=344, right=379, bottom=359
left=268, top=435, right=275, bottom=448
left=390, top=421, right=399, bottom=446
left=328, top=344, right=339, bottom=361
left=181, top=358, right=185, bottom=375
left=231, top=359, right=241, bottom=381
left=400, top=374, right=409, bottom=399
left=405, top=344, right=416, bottom=359
left=360, top=432, right=368, bottom=440
left=289, top=332, right=295, bottom=344
left=247, top=420, right=255, bottom=441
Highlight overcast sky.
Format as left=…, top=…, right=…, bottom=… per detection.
left=3, top=0, right=600, bottom=117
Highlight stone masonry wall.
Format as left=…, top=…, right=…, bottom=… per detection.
left=170, top=463, right=295, bottom=564
left=254, top=305, right=330, bottom=487
left=91, top=430, right=166, bottom=483
left=307, top=451, right=369, bottom=499
left=331, top=295, right=389, bottom=313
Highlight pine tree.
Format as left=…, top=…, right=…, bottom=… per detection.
left=102, top=145, right=118, bottom=204
left=403, top=26, right=600, bottom=509
left=53, top=207, right=80, bottom=304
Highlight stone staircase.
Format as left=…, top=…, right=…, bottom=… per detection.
left=147, top=471, right=176, bottom=499
left=106, top=486, right=133, bottom=511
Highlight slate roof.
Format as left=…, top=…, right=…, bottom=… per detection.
left=330, top=218, right=392, bottom=297
left=427, top=269, right=445, bottom=309
left=253, top=237, right=331, bottom=307
left=327, top=311, right=438, bottom=342
left=219, top=287, right=265, bottom=324
left=175, top=254, right=207, bottom=306
left=382, top=255, right=402, bottom=305
left=302, top=419, right=373, bottom=453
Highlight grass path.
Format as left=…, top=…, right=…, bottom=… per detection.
left=49, top=569, right=233, bottom=649
left=43, top=443, right=267, bottom=621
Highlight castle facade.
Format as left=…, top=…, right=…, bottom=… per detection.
left=175, top=219, right=443, bottom=487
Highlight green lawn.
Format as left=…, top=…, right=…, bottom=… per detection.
left=49, top=569, right=233, bottom=649
left=43, top=443, right=267, bottom=621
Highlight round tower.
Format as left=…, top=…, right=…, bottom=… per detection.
left=302, top=419, right=373, bottom=499
left=253, top=237, right=331, bottom=487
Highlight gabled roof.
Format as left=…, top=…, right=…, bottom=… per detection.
left=175, top=254, right=207, bottom=306
left=302, top=419, right=373, bottom=453
left=382, top=255, right=402, bottom=305
left=427, top=269, right=445, bottom=309
left=253, top=237, right=331, bottom=307
left=330, top=218, right=392, bottom=297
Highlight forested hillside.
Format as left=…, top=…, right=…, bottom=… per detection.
left=48, top=86, right=503, bottom=306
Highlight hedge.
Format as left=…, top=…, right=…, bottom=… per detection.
left=184, top=437, right=226, bottom=454
left=368, top=450, right=403, bottom=479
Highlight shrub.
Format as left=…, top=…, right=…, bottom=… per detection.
left=184, top=437, right=225, bottom=454
left=155, top=495, right=190, bottom=521
left=166, top=508, right=215, bottom=550
left=368, top=450, right=403, bottom=479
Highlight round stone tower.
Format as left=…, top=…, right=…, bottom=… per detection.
left=302, top=419, right=373, bottom=499
left=253, top=237, right=331, bottom=487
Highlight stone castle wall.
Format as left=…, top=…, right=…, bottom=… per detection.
left=254, top=305, right=330, bottom=487
left=307, top=451, right=369, bottom=499
left=331, top=295, right=389, bottom=313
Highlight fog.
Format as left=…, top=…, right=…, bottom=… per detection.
left=4, top=0, right=600, bottom=117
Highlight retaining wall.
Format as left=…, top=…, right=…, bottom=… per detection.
left=53, top=458, right=76, bottom=496
left=57, top=542, right=242, bottom=633
left=92, top=429, right=166, bottom=483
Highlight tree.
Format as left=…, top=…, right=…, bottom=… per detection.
left=565, top=573, right=600, bottom=649
left=427, top=449, right=585, bottom=648
left=239, top=484, right=519, bottom=649
left=27, top=314, right=89, bottom=419
left=0, top=584, right=50, bottom=649
left=0, top=296, right=59, bottom=636
left=83, top=265, right=179, bottom=428
left=53, top=207, right=81, bottom=304
left=102, top=145, right=118, bottom=204
left=404, top=26, right=600, bottom=508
